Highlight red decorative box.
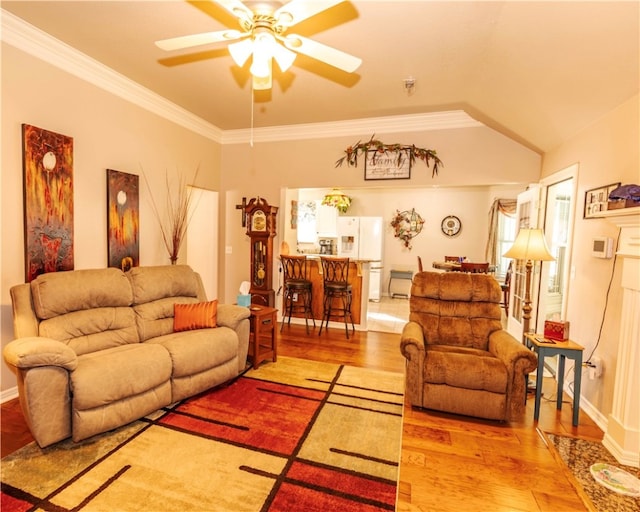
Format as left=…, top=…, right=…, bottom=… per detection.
left=544, top=320, right=570, bottom=341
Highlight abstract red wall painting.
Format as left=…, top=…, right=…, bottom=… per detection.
left=107, top=169, right=139, bottom=271
left=22, top=124, right=74, bottom=282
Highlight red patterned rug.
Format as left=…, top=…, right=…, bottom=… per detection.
left=1, top=357, right=405, bottom=511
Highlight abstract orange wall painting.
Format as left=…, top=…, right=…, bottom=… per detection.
left=22, top=124, right=74, bottom=282
left=107, top=169, right=139, bottom=271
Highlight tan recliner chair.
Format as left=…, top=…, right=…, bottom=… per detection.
left=400, top=271, right=537, bottom=421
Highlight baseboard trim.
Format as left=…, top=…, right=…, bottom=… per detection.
left=1, top=386, right=19, bottom=403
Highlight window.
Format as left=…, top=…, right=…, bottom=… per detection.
left=296, top=201, right=317, bottom=243
left=496, top=213, right=517, bottom=277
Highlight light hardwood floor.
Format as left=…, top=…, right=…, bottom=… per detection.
left=2, top=324, right=602, bottom=511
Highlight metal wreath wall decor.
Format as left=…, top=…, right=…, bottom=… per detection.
left=390, top=209, right=424, bottom=249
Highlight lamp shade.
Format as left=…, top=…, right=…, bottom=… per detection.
left=503, top=228, right=555, bottom=261
left=321, top=188, right=351, bottom=214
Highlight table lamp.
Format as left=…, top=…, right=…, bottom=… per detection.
left=503, top=228, right=555, bottom=339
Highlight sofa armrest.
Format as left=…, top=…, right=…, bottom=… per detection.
left=400, top=321, right=426, bottom=359
left=216, top=304, right=251, bottom=373
left=488, top=330, right=537, bottom=373
left=488, top=329, right=538, bottom=419
left=3, top=337, right=78, bottom=372
left=400, top=321, right=426, bottom=407
left=216, top=304, right=251, bottom=331
left=3, top=337, right=76, bottom=447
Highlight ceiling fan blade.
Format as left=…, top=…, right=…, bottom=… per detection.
left=155, top=30, right=244, bottom=51
left=275, top=0, right=344, bottom=28
left=211, top=0, right=253, bottom=25
left=282, top=34, right=361, bottom=73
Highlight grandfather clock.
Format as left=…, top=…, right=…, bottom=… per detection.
left=244, top=197, right=278, bottom=307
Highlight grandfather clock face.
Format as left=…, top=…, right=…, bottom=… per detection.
left=251, top=210, right=267, bottom=233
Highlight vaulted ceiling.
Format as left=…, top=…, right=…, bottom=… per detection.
left=2, top=1, right=638, bottom=153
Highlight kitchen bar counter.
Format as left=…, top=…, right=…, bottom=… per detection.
left=283, top=256, right=367, bottom=325
left=308, top=258, right=362, bottom=324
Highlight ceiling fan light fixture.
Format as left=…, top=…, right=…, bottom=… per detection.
left=228, top=38, right=253, bottom=66
left=156, top=0, right=362, bottom=91
left=271, top=43, right=296, bottom=72
left=253, top=70, right=272, bottom=90
left=250, top=34, right=272, bottom=78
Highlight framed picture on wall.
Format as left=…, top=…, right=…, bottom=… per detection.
left=364, top=149, right=412, bottom=180
left=584, top=182, right=620, bottom=219
left=22, top=124, right=74, bottom=282
left=107, top=169, right=139, bottom=270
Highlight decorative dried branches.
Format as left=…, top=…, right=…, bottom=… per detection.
left=142, top=166, right=200, bottom=264
left=335, top=135, right=443, bottom=177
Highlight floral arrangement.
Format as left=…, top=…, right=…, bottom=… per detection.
left=335, top=135, right=443, bottom=177
left=390, top=209, right=424, bottom=249
left=321, top=188, right=352, bottom=213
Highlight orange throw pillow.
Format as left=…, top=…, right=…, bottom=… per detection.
left=174, top=300, right=217, bottom=332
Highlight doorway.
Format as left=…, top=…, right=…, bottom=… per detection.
left=536, top=165, right=578, bottom=333
left=507, top=165, right=577, bottom=343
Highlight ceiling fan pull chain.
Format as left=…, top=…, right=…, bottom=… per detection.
left=250, top=84, right=255, bottom=147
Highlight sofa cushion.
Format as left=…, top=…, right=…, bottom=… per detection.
left=30, top=268, right=132, bottom=320
left=412, top=271, right=501, bottom=302
left=409, top=272, right=503, bottom=350
left=174, top=300, right=217, bottom=332
left=127, top=265, right=200, bottom=305
left=71, top=343, right=172, bottom=411
left=134, top=297, right=207, bottom=341
left=146, top=327, right=238, bottom=378
left=39, top=307, right=139, bottom=356
left=424, top=345, right=507, bottom=394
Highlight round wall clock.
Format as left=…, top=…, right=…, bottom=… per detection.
left=441, top=215, right=462, bottom=237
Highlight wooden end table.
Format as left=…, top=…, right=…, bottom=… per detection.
left=524, top=333, right=584, bottom=427
left=248, top=306, right=278, bottom=369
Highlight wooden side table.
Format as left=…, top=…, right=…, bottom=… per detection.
left=524, top=333, right=584, bottom=426
left=248, top=306, right=278, bottom=369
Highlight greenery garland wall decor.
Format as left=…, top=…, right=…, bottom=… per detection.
left=335, top=135, right=443, bottom=177
left=390, top=209, right=424, bottom=249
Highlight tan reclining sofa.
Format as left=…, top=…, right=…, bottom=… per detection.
left=3, top=265, right=250, bottom=447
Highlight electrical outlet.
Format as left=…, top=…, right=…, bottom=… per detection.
left=586, top=357, right=603, bottom=380
left=591, top=356, right=603, bottom=378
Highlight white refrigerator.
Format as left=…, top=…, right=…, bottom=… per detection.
left=337, top=217, right=384, bottom=300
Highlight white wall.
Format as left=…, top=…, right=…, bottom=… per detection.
left=541, top=94, right=639, bottom=424
left=220, top=129, right=541, bottom=304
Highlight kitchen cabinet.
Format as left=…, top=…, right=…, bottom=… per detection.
left=316, top=204, right=338, bottom=237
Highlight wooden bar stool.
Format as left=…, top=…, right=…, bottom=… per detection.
left=280, top=255, right=315, bottom=333
left=318, top=257, right=355, bottom=339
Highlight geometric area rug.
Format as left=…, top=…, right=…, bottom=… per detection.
left=1, top=356, right=405, bottom=511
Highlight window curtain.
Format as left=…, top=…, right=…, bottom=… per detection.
left=485, top=198, right=517, bottom=265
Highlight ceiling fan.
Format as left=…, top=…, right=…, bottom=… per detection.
left=155, top=0, right=362, bottom=90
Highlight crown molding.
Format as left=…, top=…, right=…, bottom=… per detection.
left=1, top=9, right=224, bottom=142
left=2, top=9, right=483, bottom=146
left=221, top=111, right=482, bottom=144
